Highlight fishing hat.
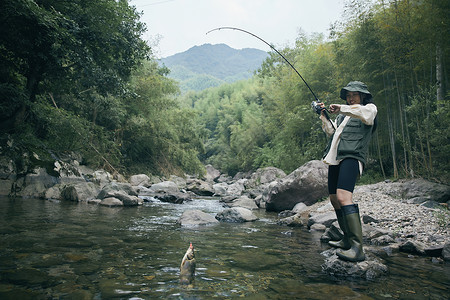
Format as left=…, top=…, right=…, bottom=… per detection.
left=340, top=81, right=372, bottom=100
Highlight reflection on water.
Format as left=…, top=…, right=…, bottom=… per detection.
left=0, top=197, right=448, bottom=299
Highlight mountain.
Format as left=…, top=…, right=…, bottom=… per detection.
left=160, top=44, right=268, bottom=93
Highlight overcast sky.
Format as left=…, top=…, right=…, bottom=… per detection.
left=129, top=0, right=345, bottom=58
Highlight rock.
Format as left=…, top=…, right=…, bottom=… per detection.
left=227, top=179, right=246, bottom=196
left=91, top=170, right=113, bottom=186
left=292, top=202, right=308, bottom=214
left=424, top=245, right=444, bottom=257
left=399, top=240, right=427, bottom=255
left=149, top=181, right=179, bottom=193
left=307, top=211, right=336, bottom=229
left=244, top=167, right=286, bottom=190
left=310, top=223, right=326, bottom=232
left=213, top=182, right=228, bottom=196
left=278, top=210, right=296, bottom=218
left=154, top=192, right=191, bottom=204
left=264, top=160, right=328, bottom=212
left=228, top=195, right=259, bottom=210
left=60, top=182, right=99, bottom=202
left=321, top=222, right=343, bottom=242
left=419, top=200, right=441, bottom=209
left=205, top=164, right=221, bottom=182
left=321, top=250, right=388, bottom=280
left=177, top=209, right=219, bottom=226
left=277, top=214, right=304, bottom=227
left=362, top=214, right=379, bottom=224
left=129, top=174, right=150, bottom=187
left=97, top=182, right=137, bottom=199
left=442, top=243, right=450, bottom=261
left=100, top=197, right=123, bottom=207
left=402, top=179, right=450, bottom=203
left=169, top=175, right=187, bottom=189
left=215, top=207, right=258, bottom=222
left=44, top=186, right=61, bottom=200
left=186, top=179, right=214, bottom=196
left=370, top=235, right=395, bottom=246
left=99, top=190, right=140, bottom=206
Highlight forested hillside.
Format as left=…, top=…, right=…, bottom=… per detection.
left=0, top=0, right=448, bottom=183
left=180, top=0, right=450, bottom=182
left=160, top=44, right=268, bottom=92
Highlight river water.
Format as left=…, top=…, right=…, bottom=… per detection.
left=0, top=196, right=448, bottom=299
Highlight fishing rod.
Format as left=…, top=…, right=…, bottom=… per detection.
left=206, top=26, right=334, bottom=128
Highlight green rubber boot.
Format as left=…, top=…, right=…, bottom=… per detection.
left=336, top=204, right=365, bottom=262
left=328, top=209, right=350, bottom=250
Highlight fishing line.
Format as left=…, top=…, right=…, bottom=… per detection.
left=206, top=26, right=334, bottom=129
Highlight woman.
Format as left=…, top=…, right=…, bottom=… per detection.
left=319, top=81, right=377, bottom=262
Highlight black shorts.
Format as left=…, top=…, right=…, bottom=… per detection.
left=328, top=158, right=359, bottom=194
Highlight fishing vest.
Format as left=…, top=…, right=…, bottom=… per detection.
left=324, top=114, right=374, bottom=166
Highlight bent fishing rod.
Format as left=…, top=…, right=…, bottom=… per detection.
left=206, top=27, right=334, bottom=128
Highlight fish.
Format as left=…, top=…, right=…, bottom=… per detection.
left=179, top=242, right=196, bottom=284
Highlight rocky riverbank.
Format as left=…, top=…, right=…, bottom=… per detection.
left=0, top=153, right=449, bottom=279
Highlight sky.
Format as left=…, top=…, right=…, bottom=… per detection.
left=129, top=0, right=345, bottom=58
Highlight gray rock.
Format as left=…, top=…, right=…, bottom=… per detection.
left=100, top=197, right=123, bottom=207
left=215, top=207, right=258, bottom=223
left=442, top=242, right=450, bottom=261
left=307, top=211, right=337, bottom=229
left=97, top=182, right=137, bottom=199
left=310, top=223, right=326, bottom=232
left=186, top=179, right=214, bottom=196
left=321, top=250, right=388, bottom=280
left=292, top=202, right=308, bottom=214
left=321, top=222, right=343, bottom=242
left=264, top=160, right=328, bottom=212
left=61, top=182, right=99, bottom=202
left=399, top=240, right=427, bottom=255
left=420, top=200, right=442, bottom=209
left=154, top=192, right=191, bottom=204
left=149, top=181, right=179, bottom=194
left=205, top=164, right=221, bottom=182
left=177, top=209, right=219, bottom=226
left=277, top=214, right=304, bottom=227
left=244, top=167, right=286, bottom=190
left=228, top=195, right=259, bottom=210
left=129, top=174, right=150, bottom=187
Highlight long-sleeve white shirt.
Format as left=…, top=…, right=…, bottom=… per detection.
left=320, top=103, right=377, bottom=174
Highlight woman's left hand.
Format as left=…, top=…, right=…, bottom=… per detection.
left=329, top=104, right=341, bottom=114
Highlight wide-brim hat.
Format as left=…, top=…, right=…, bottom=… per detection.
left=340, top=81, right=372, bottom=100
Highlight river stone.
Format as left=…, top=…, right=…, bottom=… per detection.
left=177, top=209, right=219, bottom=226
left=277, top=213, right=304, bottom=227
left=307, top=211, right=337, bottom=229
left=321, top=250, right=388, bottom=280
left=100, top=197, right=123, bottom=207
left=264, top=160, right=328, bottom=212
left=215, top=207, right=258, bottom=223
left=321, top=222, right=343, bottom=242
left=244, top=167, right=286, bottom=189
left=292, top=202, right=308, bottom=214
left=61, top=182, right=99, bottom=202
left=97, top=182, right=138, bottom=199
left=129, top=174, right=150, bottom=187
left=213, top=182, right=228, bottom=196
left=154, top=192, right=191, bottom=204
left=399, top=240, right=427, bottom=255
left=185, top=179, right=214, bottom=196
left=442, top=242, right=450, bottom=261
left=98, top=190, right=140, bottom=206
left=228, top=195, right=259, bottom=210
left=205, top=164, right=221, bottom=182
left=226, top=179, right=246, bottom=196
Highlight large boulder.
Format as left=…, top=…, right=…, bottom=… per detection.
left=245, top=167, right=286, bottom=190
left=129, top=174, right=150, bottom=187
left=60, top=182, right=100, bottom=202
left=263, top=160, right=328, bottom=212
left=177, top=209, right=219, bottom=226
left=186, top=179, right=214, bottom=196
left=215, top=207, right=258, bottom=222
left=149, top=181, right=179, bottom=193
left=227, top=195, right=259, bottom=210
left=205, top=164, right=221, bottom=182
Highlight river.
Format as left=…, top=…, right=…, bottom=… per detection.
left=0, top=196, right=448, bottom=299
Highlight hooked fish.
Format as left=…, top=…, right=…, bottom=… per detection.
left=179, top=242, right=196, bottom=284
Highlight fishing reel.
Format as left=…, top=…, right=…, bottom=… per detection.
left=311, top=101, right=325, bottom=115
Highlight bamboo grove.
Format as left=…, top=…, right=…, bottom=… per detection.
left=1, top=0, right=448, bottom=183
